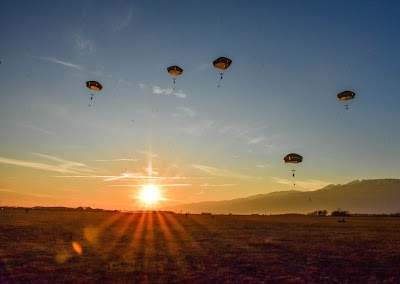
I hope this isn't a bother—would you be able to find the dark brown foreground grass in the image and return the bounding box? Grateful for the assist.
[1,210,399,283]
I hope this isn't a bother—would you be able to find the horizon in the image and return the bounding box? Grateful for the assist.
[1,1,400,211]
[2,178,399,214]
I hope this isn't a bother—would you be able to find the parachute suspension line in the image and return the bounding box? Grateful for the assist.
[292,170,296,186]
[218,73,224,88]
[88,94,94,107]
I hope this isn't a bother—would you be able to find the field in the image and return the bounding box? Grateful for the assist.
[1,209,399,283]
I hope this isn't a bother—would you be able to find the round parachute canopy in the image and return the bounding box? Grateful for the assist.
[167,66,183,76]
[337,91,355,101]
[86,81,102,91]
[213,57,232,70]
[284,153,303,164]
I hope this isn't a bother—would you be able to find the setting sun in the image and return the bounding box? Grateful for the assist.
[138,185,161,204]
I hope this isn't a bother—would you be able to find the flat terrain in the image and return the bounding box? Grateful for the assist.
[1,209,399,283]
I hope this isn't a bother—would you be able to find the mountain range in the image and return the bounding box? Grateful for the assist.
[163,179,400,215]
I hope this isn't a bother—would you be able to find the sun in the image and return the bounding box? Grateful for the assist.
[138,185,161,204]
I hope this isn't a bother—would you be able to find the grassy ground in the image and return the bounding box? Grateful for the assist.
[1,209,399,283]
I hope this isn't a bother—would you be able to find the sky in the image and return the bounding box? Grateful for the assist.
[1,0,400,210]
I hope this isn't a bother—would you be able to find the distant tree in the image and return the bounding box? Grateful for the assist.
[308,210,328,216]
[331,209,350,216]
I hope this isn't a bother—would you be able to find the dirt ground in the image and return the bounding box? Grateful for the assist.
[1,209,399,283]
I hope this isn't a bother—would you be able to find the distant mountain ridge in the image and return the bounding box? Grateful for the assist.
[163,179,400,215]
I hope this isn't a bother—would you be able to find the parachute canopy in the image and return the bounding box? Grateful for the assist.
[337,91,355,101]
[167,66,183,76]
[284,153,303,164]
[86,81,102,91]
[213,57,232,70]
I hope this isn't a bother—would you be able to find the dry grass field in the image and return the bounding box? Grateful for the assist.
[1,209,399,283]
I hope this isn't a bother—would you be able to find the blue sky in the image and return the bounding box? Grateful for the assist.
[1,0,399,210]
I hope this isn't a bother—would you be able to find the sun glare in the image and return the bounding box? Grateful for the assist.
[139,185,161,204]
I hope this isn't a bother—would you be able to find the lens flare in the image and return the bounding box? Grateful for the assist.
[139,185,161,204]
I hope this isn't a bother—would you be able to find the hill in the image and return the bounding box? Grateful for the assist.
[163,179,400,215]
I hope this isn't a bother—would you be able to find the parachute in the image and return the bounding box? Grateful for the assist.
[284,153,303,185]
[337,90,355,110]
[167,66,183,91]
[213,57,232,87]
[86,81,102,107]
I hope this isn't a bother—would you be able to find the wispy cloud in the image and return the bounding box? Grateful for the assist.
[248,136,266,145]
[143,166,159,176]
[180,120,215,136]
[173,107,197,118]
[117,78,133,86]
[139,83,187,99]
[34,56,83,70]
[0,156,78,174]
[152,85,187,99]
[257,163,272,168]
[110,184,191,187]
[271,177,330,191]
[32,153,94,174]
[218,125,268,145]
[57,174,190,182]
[72,32,96,55]
[0,154,95,175]
[112,4,134,31]
[200,183,236,187]
[0,188,17,193]
[26,192,55,198]
[191,164,253,180]
[94,158,139,162]
[18,122,55,136]
[103,174,189,182]
[0,188,55,198]
[194,62,211,72]
[136,150,158,158]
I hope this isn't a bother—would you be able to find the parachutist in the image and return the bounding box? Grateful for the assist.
[86,81,102,106]
[213,57,232,87]
[167,66,183,90]
[285,154,303,186]
[337,91,355,110]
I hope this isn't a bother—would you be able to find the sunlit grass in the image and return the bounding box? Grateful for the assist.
[1,210,400,282]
